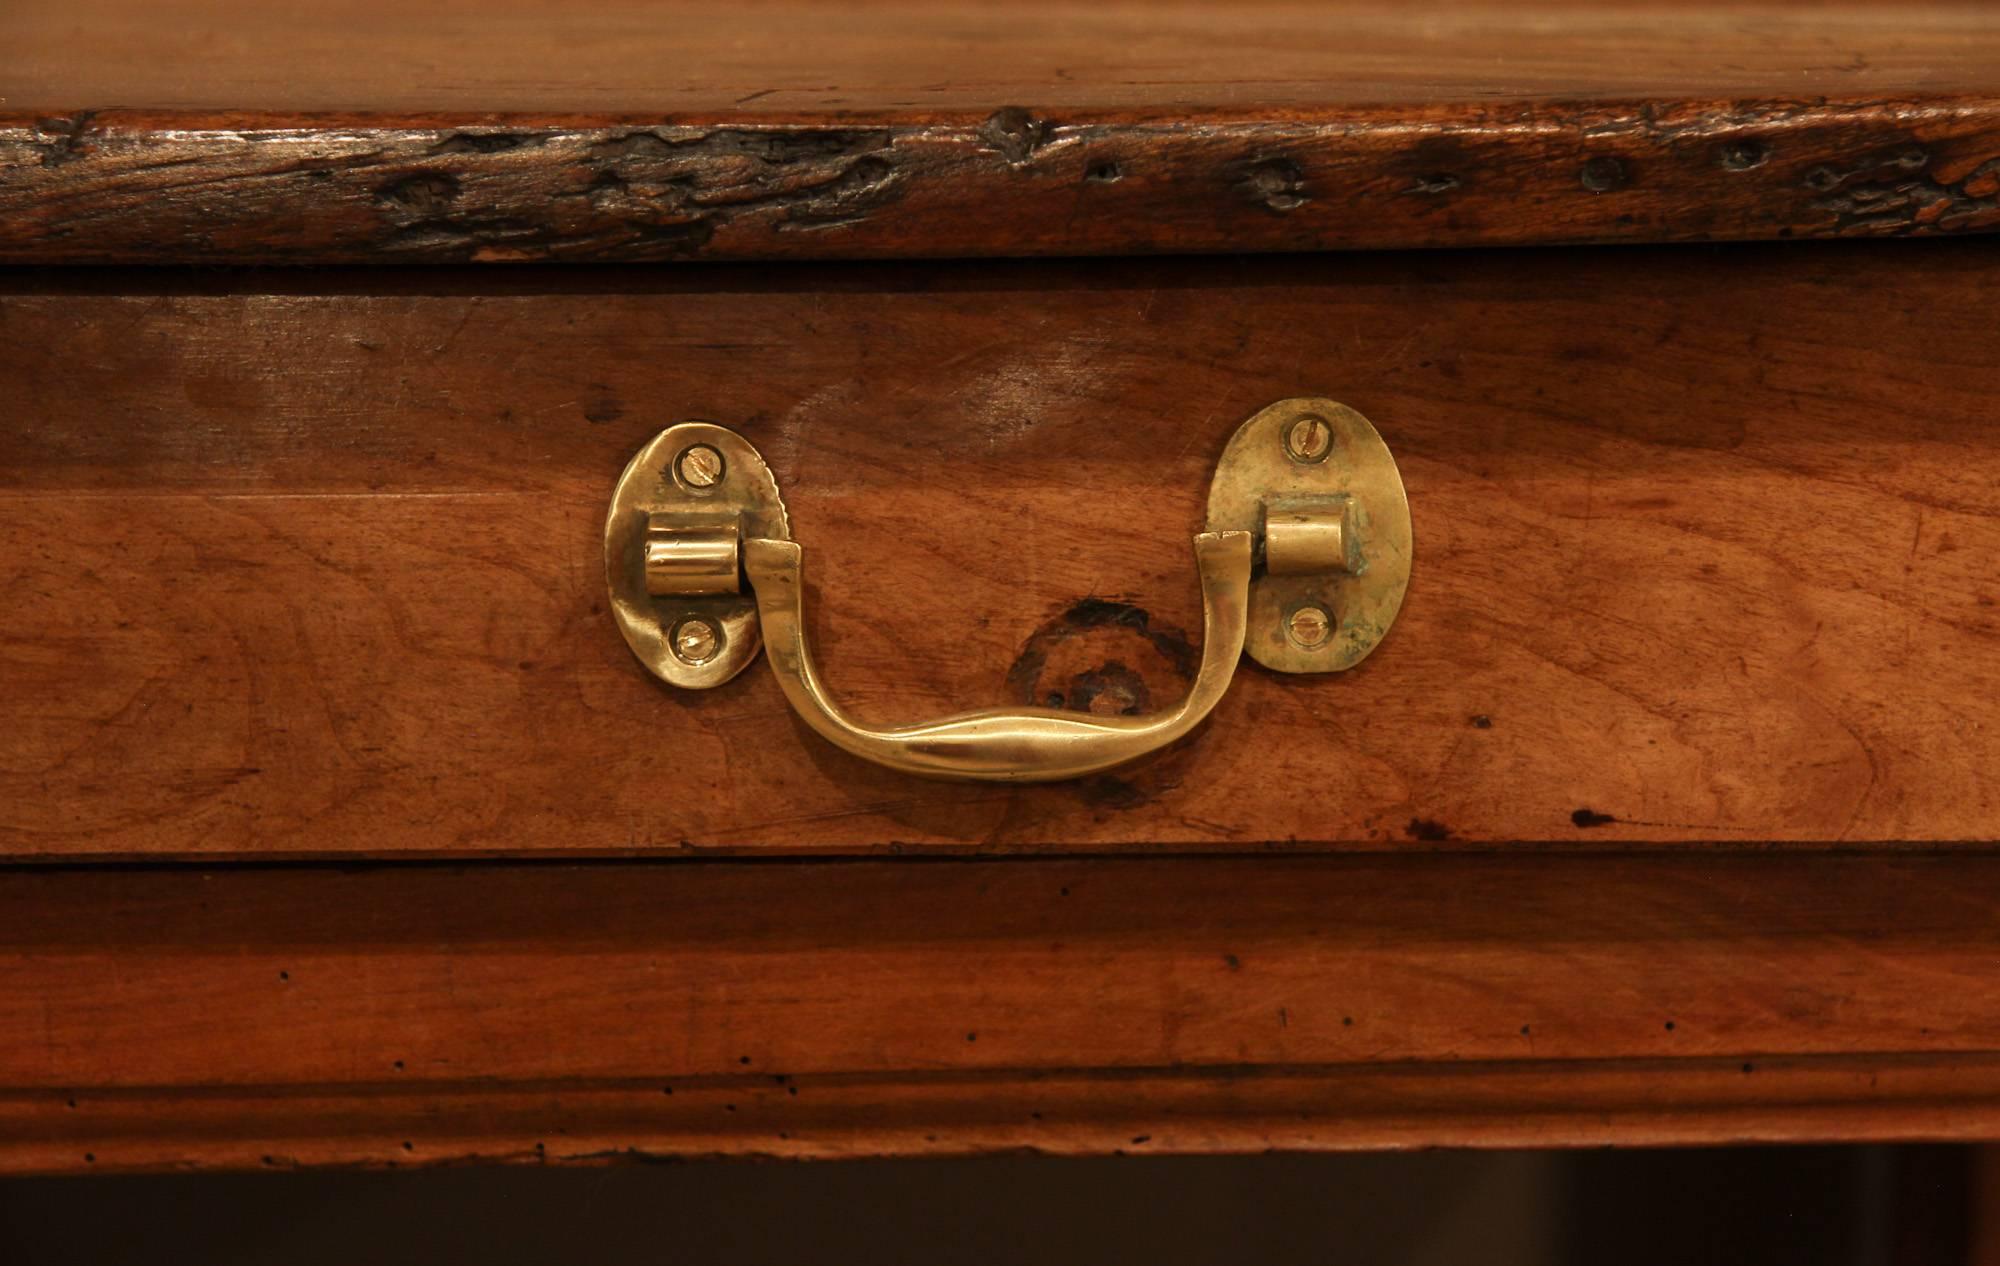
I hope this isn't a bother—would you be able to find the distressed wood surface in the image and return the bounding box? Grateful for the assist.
[5,853,2000,1171]
[5,240,2000,858]
[4,3,2000,261]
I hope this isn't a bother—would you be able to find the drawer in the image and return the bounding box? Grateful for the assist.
[6,241,2000,858]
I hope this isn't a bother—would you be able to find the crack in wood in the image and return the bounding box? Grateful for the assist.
[1810,150,2000,233]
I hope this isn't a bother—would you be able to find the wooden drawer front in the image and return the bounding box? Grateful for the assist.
[7,854,2000,1170]
[5,240,1999,858]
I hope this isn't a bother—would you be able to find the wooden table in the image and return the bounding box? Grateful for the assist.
[5,0,2000,1173]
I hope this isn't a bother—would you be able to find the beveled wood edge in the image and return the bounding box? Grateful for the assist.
[9,1054,2000,1174]
[2,95,1996,263]
[9,853,2000,1171]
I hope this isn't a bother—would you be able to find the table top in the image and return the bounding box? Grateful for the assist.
[7,1,2000,114]
[3,1,1998,261]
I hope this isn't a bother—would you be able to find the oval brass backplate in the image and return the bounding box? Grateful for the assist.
[1205,398,1412,673]
[604,422,791,687]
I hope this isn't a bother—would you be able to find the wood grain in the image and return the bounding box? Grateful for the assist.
[4,3,2000,260]
[4,241,2000,857]
[19,1,2000,114]
[5,853,2000,1171]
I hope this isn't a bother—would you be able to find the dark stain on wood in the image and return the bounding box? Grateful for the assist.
[374,172,461,216]
[1062,662,1151,717]
[581,386,625,425]
[1387,134,1473,200]
[1238,157,1309,212]
[1076,776,1154,812]
[1580,155,1631,192]
[1004,599,1202,814]
[1721,138,1771,171]
[980,107,1052,166]
[1405,172,1461,195]
[1006,598,1200,713]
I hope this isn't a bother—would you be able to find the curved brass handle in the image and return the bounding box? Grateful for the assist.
[605,400,1412,782]
[745,532,1252,781]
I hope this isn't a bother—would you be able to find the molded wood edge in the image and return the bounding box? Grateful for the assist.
[3,96,1997,263]
[10,1055,2000,1174]
[6,855,2000,1170]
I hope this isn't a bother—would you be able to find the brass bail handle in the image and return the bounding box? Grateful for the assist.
[604,399,1412,782]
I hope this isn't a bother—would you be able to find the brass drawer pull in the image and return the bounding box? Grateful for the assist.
[746,532,1253,781]
[605,399,1411,781]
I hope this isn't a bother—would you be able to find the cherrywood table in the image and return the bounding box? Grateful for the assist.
[4,0,2000,1172]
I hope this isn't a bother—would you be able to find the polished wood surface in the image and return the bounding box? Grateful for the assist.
[4,853,2000,1172]
[4,3,1998,260]
[11,0,2000,1179]
[18,1,2000,113]
[5,241,1999,858]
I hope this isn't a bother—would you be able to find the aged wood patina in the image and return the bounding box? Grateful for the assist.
[5,0,2000,1174]
[6,243,1999,857]
[4,3,2000,261]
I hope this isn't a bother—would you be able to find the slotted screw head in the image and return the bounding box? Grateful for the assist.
[677,445,725,488]
[672,618,719,664]
[1285,415,1333,463]
[1288,605,1332,649]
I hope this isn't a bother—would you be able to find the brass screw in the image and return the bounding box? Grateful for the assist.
[673,618,719,664]
[1285,415,1333,463]
[1288,605,1331,649]
[677,444,725,488]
